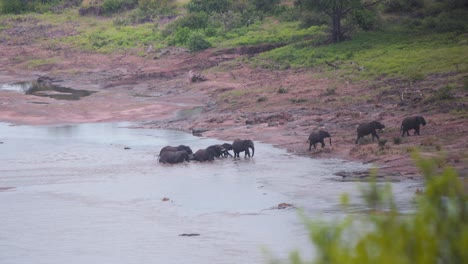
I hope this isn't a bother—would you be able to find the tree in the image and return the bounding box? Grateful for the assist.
[296,0,382,43]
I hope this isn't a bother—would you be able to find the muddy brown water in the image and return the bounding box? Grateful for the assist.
[0,122,422,264]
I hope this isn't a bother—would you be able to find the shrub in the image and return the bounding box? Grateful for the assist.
[138,0,176,15]
[277,87,288,94]
[187,33,211,52]
[187,0,231,14]
[103,0,135,14]
[290,98,308,103]
[435,85,455,100]
[352,8,379,31]
[257,96,267,102]
[323,86,336,96]
[393,136,402,144]
[272,153,468,264]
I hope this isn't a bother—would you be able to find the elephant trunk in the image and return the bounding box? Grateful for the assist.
[329,137,332,146]
[251,146,255,157]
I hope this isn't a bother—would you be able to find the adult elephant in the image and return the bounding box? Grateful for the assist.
[159,145,193,156]
[308,130,332,150]
[401,116,426,137]
[159,150,190,164]
[355,121,385,144]
[232,139,255,158]
[193,148,216,162]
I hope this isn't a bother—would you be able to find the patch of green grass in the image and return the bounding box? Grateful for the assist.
[63,22,164,53]
[257,30,468,80]
[212,19,327,48]
[24,58,59,69]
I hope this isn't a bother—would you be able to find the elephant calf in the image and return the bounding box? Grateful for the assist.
[308,130,332,150]
[232,139,255,158]
[401,116,426,137]
[355,121,385,144]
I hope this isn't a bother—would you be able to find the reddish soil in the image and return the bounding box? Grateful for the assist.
[1,39,467,179]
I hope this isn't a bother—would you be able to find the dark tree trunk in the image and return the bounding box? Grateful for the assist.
[331,7,342,43]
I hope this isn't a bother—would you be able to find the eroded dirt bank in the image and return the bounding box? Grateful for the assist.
[1,42,466,178]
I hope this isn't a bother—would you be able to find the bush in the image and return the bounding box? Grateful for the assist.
[0,0,25,14]
[138,0,177,15]
[0,0,63,14]
[393,136,402,144]
[435,85,456,100]
[103,0,135,14]
[187,0,231,14]
[272,153,468,264]
[352,8,379,31]
[168,27,191,46]
[187,33,211,52]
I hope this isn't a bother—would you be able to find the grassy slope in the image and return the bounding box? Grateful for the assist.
[0,7,466,90]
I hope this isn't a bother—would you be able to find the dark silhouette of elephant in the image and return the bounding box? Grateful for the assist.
[355,121,385,144]
[308,130,332,150]
[193,148,216,162]
[206,145,225,158]
[159,150,190,164]
[221,143,233,157]
[232,139,255,158]
[159,145,193,156]
[401,116,426,136]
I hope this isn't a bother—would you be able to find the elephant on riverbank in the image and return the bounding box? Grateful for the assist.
[355,121,385,144]
[401,116,426,136]
[159,145,193,156]
[308,130,332,150]
[159,150,190,164]
[232,139,255,158]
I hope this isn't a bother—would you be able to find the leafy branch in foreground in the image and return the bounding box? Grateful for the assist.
[273,151,468,264]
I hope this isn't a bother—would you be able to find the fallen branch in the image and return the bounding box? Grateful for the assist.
[325,61,339,69]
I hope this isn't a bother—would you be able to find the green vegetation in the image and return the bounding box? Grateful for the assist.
[271,153,468,264]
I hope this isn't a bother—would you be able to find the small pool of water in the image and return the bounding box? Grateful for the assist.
[0,122,422,264]
[0,81,96,100]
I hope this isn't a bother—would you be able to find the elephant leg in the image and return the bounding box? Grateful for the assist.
[415,126,420,135]
[245,149,250,158]
[321,140,325,148]
[355,137,360,144]
[372,131,379,141]
[401,130,405,137]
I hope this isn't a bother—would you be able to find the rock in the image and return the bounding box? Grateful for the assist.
[188,70,207,83]
[179,233,200,237]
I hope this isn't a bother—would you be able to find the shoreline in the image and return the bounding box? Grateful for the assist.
[1,43,466,179]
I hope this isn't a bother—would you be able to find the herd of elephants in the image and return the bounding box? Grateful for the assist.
[158,115,427,164]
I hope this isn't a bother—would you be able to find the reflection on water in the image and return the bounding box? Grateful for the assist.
[0,81,96,100]
[0,122,422,264]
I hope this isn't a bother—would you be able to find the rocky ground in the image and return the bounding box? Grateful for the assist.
[0,20,467,179]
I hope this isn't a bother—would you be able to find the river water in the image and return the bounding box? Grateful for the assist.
[0,122,422,264]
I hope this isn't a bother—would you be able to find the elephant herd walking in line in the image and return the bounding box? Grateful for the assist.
[159,115,426,164]
[308,115,427,150]
[158,139,255,164]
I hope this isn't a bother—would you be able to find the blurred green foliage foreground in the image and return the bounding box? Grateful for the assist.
[275,152,467,264]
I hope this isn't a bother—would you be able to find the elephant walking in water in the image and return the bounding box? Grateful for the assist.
[159,145,193,156]
[308,130,332,150]
[159,150,191,164]
[232,139,255,158]
[401,116,426,136]
[355,121,385,144]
